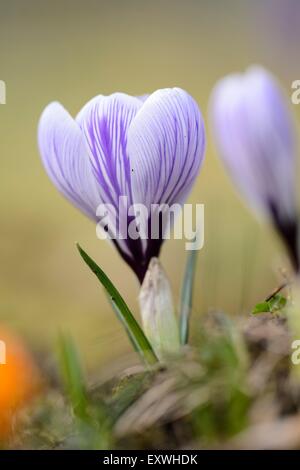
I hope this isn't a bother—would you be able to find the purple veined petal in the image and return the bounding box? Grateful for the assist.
[77,93,149,275]
[127,88,205,212]
[75,95,103,123]
[78,93,143,208]
[38,102,102,221]
[38,101,135,261]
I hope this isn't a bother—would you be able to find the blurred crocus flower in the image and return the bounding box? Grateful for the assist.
[38,89,205,282]
[210,66,299,270]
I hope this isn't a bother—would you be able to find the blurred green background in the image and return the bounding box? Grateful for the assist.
[0,0,299,371]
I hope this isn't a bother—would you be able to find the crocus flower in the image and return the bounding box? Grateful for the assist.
[38,89,205,282]
[210,66,299,270]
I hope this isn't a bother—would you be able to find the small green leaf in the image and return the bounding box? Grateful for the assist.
[268,294,287,312]
[76,244,158,366]
[252,301,270,315]
[58,333,87,420]
[252,294,287,315]
[179,247,198,345]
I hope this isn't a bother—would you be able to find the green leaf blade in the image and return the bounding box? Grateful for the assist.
[58,333,88,420]
[179,248,198,345]
[76,244,158,366]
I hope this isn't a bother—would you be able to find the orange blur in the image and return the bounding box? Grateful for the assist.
[0,327,41,441]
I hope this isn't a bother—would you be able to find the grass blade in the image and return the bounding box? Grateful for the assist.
[77,243,158,365]
[58,333,88,420]
[179,248,198,345]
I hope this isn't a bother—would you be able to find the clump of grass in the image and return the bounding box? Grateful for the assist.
[13,305,300,450]
[10,249,300,449]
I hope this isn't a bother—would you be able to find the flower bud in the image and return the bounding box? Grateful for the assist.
[139,258,180,359]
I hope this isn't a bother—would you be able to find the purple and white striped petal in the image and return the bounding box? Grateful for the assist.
[38,102,102,220]
[76,93,146,269]
[38,101,131,258]
[128,88,205,210]
[78,93,142,208]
